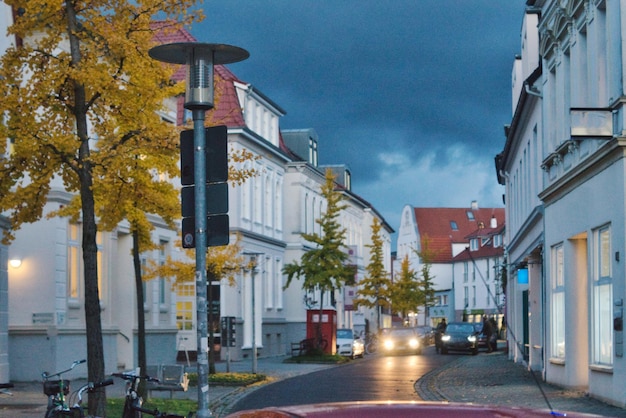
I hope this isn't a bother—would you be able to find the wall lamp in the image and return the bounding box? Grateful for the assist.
[8,258,22,268]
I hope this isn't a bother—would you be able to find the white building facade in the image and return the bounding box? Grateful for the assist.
[497,0,626,407]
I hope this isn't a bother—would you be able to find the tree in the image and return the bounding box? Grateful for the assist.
[413,235,438,325]
[283,169,355,350]
[390,254,422,321]
[353,217,391,331]
[0,2,200,414]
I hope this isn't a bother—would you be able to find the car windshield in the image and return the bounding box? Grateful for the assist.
[389,329,414,337]
[446,324,474,334]
[336,329,353,339]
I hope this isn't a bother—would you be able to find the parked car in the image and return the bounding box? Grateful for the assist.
[415,325,434,346]
[336,328,365,358]
[440,322,479,355]
[380,327,421,355]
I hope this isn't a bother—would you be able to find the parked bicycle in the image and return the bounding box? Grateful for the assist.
[112,371,194,418]
[365,332,378,354]
[42,358,113,418]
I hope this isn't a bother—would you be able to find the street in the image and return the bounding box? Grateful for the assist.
[228,350,456,413]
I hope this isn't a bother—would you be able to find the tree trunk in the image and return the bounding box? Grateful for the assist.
[66,3,106,415]
[133,229,147,399]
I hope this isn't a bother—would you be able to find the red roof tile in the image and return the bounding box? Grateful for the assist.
[413,207,505,263]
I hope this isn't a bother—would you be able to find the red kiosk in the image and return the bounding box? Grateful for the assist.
[306,309,337,354]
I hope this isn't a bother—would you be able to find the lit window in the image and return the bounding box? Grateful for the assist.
[592,226,612,366]
[551,244,565,359]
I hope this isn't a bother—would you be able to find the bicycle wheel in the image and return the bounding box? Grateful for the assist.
[365,341,377,354]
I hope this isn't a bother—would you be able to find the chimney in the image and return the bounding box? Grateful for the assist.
[471,200,478,210]
[490,215,497,228]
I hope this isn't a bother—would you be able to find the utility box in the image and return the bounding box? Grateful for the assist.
[306,309,337,355]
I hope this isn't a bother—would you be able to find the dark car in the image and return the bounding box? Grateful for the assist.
[440,322,479,355]
[473,323,489,351]
[380,327,422,355]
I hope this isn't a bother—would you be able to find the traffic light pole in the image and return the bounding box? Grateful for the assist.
[192,108,210,417]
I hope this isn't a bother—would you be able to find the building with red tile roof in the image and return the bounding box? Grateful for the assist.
[395,202,505,327]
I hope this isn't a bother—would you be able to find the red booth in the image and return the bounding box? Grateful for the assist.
[306,309,337,354]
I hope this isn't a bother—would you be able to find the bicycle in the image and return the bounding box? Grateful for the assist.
[42,358,114,418]
[365,333,378,354]
[112,371,194,418]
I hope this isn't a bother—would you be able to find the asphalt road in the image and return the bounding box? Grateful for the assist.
[229,351,456,413]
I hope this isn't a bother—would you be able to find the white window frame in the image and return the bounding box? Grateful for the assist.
[592,225,612,366]
[551,243,565,359]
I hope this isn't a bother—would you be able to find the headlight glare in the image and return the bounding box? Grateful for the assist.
[468,335,477,342]
[441,335,451,342]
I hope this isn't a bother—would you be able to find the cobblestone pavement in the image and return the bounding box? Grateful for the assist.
[3,349,626,417]
[416,350,626,417]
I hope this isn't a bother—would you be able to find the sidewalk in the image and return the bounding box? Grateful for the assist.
[2,349,626,417]
[416,348,626,417]
[0,357,334,417]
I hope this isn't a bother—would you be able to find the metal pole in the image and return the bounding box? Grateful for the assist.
[193,109,211,418]
[251,258,257,374]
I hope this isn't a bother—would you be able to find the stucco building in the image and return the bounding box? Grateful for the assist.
[497,0,626,407]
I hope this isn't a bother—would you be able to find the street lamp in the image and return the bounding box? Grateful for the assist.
[149,42,248,418]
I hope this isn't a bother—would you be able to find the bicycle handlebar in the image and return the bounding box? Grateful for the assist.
[112,372,160,383]
[42,359,86,379]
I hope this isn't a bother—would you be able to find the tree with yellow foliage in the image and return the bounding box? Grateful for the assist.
[283,169,355,351]
[353,217,392,331]
[0,2,201,415]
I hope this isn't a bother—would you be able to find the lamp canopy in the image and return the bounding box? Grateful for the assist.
[149,42,249,110]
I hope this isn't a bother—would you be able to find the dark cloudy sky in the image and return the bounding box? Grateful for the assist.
[192,1,526,232]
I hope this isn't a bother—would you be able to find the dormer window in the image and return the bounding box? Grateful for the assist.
[470,238,479,251]
[494,234,502,248]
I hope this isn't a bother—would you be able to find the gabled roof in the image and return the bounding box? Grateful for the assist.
[413,206,505,263]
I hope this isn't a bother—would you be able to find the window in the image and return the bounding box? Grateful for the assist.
[466,211,475,221]
[450,221,458,230]
[463,286,469,309]
[592,226,612,365]
[463,262,468,283]
[472,285,476,307]
[470,239,478,251]
[67,223,105,303]
[68,224,80,300]
[176,283,195,331]
[159,240,168,307]
[551,244,565,359]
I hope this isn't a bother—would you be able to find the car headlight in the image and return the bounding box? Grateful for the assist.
[409,338,419,348]
[441,335,451,342]
[383,339,394,350]
[468,335,477,342]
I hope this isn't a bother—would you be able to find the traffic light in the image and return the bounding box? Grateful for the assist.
[221,316,236,347]
[180,125,230,248]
